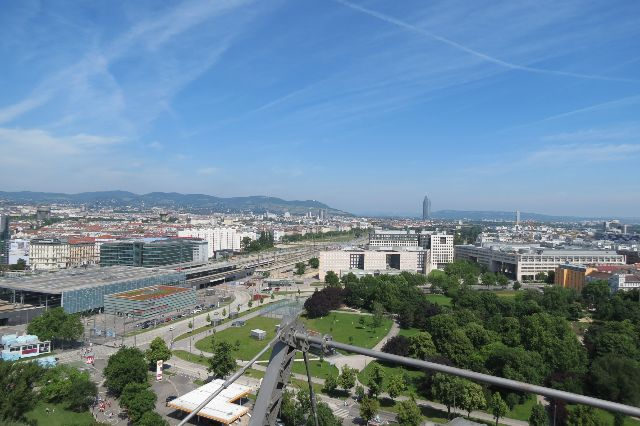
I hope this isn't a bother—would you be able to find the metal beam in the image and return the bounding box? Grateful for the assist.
[176,332,280,426]
[293,332,640,418]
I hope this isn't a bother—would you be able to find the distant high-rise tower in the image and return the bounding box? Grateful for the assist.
[0,214,9,265]
[515,210,521,226]
[422,196,431,220]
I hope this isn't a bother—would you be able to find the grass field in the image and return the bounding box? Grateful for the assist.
[425,294,453,306]
[174,304,269,341]
[173,350,209,367]
[494,290,517,298]
[301,312,392,349]
[397,327,422,338]
[507,396,536,421]
[26,402,97,426]
[195,316,281,361]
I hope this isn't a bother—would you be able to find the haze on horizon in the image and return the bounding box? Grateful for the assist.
[1,0,639,218]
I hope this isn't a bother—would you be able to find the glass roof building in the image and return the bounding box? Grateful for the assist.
[0,266,186,314]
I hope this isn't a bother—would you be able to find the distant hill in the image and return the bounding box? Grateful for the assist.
[0,191,350,216]
[431,210,638,222]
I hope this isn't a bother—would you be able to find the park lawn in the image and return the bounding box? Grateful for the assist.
[195,316,282,361]
[425,294,453,306]
[585,407,640,426]
[173,349,209,367]
[301,312,392,349]
[26,402,97,426]
[174,304,271,341]
[290,359,339,378]
[494,290,517,298]
[358,361,427,398]
[506,396,536,421]
[398,327,422,338]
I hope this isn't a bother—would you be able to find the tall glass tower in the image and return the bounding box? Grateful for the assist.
[422,196,431,220]
[0,214,9,265]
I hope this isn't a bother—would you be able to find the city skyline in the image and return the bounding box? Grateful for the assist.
[1,1,640,216]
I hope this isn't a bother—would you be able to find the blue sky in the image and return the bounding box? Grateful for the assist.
[1,0,639,217]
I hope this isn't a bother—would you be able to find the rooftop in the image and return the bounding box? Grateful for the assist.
[110,285,188,301]
[0,266,185,294]
[167,379,251,424]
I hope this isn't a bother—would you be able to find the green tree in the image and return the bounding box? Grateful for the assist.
[146,336,172,368]
[359,396,379,422]
[309,257,320,269]
[529,403,548,426]
[295,262,306,276]
[248,300,253,308]
[431,373,462,417]
[241,237,252,252]
[39,365,96,411]
[567,405,606,426]
[481,272,497,289]
[325,271,340,287]
[103,347,148,396]
[387,373,407,399]
[339,366,357,392]
[496,274,509,288]
[367,364,385,398]
[137,411,169,426]
[26,307,83,348]
[408,332,436,359]
[513,281,522,291]
[355,385,365,401]
[323,374,338,394]
[459,381,486,418]
[371,301,384,329]
[488,392,508,426]
[0,361,43,422]
[280,390,305,426]
[535,272,547,282]
[206,313,211,323]
[308,402,342,426]
[396,397,422,426]
[208,341,237,378]
[222,308,227,317]
[120,384,156,424]
[590,356,640,406]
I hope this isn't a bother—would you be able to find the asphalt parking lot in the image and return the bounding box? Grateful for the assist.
[152,370,200,425]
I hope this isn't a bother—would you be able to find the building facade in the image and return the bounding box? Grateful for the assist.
[0,266,187,315]
[29,238,71,270]
[422,196,431,220]
[455,244,625,281]
[100,238,207,267]
[104,285,197,319]
[178,228,241,257]
[554,264,597,291]
[425,233,454,272]
[68,238,98,268]
[368,230,419,248]
[0,214,9,266]
[609,273,640,293]
[319,248,426,280]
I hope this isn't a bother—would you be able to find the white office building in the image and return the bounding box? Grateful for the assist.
[319,248,426,280]
[455,243,626,281]
[178,228,243,258]
[609,273,640,293]
[425,233,454,273]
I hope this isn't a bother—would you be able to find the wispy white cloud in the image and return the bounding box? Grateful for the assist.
[525,143,640,164]
[0,0,259,132]
[334,0,638,83]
